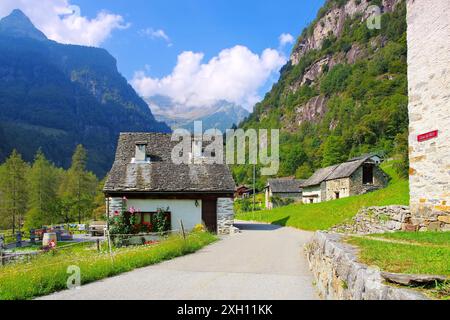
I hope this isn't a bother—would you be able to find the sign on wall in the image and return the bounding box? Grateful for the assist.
[417,130,438,142]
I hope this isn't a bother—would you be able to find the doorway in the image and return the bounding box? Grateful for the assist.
[202,199,217,233]
[363,164,374,184]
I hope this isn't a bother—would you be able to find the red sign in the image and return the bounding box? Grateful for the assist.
[417,130,438,142]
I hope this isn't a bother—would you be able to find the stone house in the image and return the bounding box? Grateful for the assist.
[265,178,304,209]
[301,154,388,204]
[103,133,236,234]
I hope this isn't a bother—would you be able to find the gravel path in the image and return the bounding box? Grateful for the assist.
[39,221,319,300]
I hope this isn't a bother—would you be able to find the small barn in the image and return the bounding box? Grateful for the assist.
[103,133,236,234]
[265,178,304,209]
[301,154,388,204]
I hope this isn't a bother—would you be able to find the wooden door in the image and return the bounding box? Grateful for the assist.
[202,199,217,233]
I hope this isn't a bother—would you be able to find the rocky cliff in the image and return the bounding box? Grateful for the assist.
[291,0,400,65]
[237,0,408,183]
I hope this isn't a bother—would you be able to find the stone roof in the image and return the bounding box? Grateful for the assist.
[301,154,380,187]
[268,178,304,193]
[301,165,340,187]
[104,133,236,193]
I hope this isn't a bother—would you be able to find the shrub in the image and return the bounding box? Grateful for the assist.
[320,64,352,95]
[271,196,295,208]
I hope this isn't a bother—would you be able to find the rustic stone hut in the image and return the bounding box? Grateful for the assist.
[301,154,388,204]
[104,133,236,234]
[265,178,304,209]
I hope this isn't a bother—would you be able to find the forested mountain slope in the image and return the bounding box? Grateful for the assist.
[0,10,170,176]
[236,0,408,188]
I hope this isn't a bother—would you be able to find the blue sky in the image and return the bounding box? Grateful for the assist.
[1,0,325,110]
[73,0,324,79]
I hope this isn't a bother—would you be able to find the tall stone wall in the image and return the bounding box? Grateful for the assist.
[407,0,450,230]
[217,198,235,235]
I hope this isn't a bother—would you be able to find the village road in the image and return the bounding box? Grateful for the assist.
[40,221,319,300]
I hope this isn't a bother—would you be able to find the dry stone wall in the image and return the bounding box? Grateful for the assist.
[305,232,429,300]
[331,205,411,234]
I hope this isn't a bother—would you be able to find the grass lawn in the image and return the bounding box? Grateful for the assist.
[0,231,216,300]
[347,232,450,300]
[236,161,409,231]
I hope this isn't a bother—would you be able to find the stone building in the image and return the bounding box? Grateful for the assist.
[103,133,236,234]
[265,178,304,209]
[407,0,450,231]
[301,154,388,204]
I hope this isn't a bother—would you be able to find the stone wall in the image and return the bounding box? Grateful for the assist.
[407,0,450,230]
[331,205,411,234]
[349,166,388,196]
[325,178,351,201]
[332,205,450,233]
[217,198,235,235]
[106,197,124,217]
[305,232,429,300]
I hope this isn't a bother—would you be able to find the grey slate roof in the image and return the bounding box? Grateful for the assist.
[301,154,379,187]
[300,165,339,187]
[104,133,236,193]
[268,178,305,193]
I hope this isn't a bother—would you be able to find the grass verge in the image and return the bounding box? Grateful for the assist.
[347,232,450,300]
[0,231,217,300]
[236,161,409,231]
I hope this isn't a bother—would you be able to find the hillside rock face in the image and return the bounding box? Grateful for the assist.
[295,95,328,126]
[291,0,400,65]
[0,10,170,176]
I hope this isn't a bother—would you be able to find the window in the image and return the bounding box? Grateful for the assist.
[142,213,152,224]
[363,164,374,184]
[125,211,171,229]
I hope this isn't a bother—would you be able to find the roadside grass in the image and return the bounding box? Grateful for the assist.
[236,161,409,231]
[347,232,450,300]
[367,231,450,246]
[0,231,216,300]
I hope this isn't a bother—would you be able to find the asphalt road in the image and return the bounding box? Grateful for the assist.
[39,221,319,300]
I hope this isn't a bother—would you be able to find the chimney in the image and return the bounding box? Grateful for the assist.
[135,141,148,162]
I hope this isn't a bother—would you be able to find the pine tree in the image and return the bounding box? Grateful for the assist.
[26,149,59,228]
[0,150,29,233]
[321,136,347,167]
[295,163,314,179]
[59,145,97,223]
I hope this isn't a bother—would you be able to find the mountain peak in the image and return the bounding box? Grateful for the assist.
[0,9,47,41]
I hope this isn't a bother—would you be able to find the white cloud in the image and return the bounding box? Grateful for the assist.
[140,28,172,46]
[0,0,128,46]
[131,45,286,111]
[279,33,295,47]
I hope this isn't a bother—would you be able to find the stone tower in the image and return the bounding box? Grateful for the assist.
[407,0,450,230]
